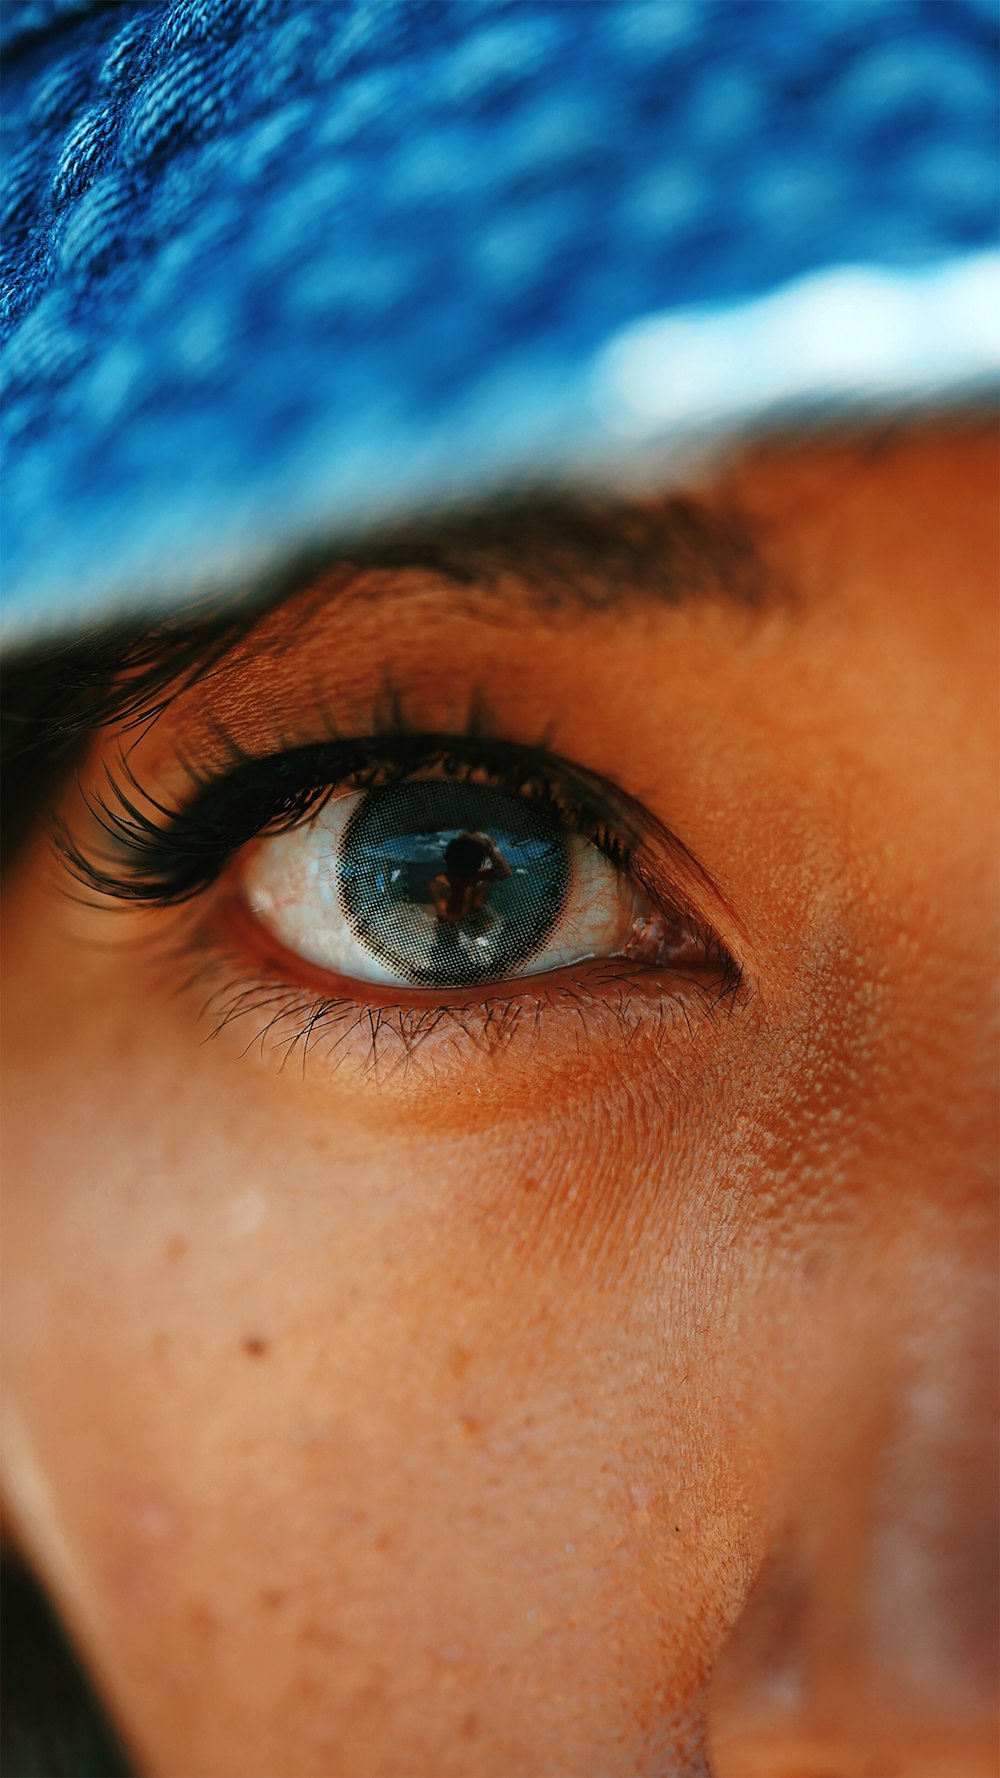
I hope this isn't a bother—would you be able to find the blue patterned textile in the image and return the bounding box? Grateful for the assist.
[2,0,998,645]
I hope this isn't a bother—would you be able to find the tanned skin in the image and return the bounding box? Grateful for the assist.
[1,424,997,1778]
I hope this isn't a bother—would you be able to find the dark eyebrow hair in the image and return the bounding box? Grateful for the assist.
[1,489,770,863]
[259,488,772,617]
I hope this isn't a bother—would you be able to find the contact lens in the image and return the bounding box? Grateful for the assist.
[339,781,570,985]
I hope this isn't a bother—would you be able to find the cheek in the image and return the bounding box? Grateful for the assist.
[1,905,745,1777]
[11,839,956,1778]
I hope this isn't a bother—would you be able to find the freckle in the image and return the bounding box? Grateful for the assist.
[460,1711,480,1741]
[260,1587,286,1612]
[242,1335,269,1358]
[521,1176,538,1194]
[374,1531,393,1554]
[448,1345,471,1379]
[458,1414,482,1439]
[165,1236,188,1263]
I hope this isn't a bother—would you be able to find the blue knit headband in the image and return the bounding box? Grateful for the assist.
[2,0,998,647]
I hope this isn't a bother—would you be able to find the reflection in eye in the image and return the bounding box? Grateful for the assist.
[242,778,671,989]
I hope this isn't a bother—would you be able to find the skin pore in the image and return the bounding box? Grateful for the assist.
[1,423,997,1778]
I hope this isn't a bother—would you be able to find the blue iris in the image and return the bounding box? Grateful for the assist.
[338,780,569,985]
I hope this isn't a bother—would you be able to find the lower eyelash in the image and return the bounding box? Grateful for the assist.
[201,974,687,1082]
[171,908,744,1088]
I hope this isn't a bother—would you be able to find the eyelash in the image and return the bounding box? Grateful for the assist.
[54,717,744,1071]
[57,728,646,908]
[177,938,726,1081]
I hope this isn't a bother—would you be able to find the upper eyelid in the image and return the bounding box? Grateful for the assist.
[58,732,651,898]
[55,493,771,780]
[217,735,651,843]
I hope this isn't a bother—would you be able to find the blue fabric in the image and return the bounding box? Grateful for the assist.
[2,0,998,643]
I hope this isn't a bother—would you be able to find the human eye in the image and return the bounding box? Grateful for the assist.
[200,744,700,989]
[56,718,742,1087]
[244,774,654,990]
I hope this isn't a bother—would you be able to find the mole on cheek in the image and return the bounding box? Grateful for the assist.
[242,1335,270,1358]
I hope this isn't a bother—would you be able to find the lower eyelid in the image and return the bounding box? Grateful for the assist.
[176,919,734,1106]
[198,887,736,1035]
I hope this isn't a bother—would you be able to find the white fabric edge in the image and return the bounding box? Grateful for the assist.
[591,252,1000,440]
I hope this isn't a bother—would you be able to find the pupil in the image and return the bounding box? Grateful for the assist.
[338,780,570,985]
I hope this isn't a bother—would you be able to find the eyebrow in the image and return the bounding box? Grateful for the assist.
[256,488,773,621]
